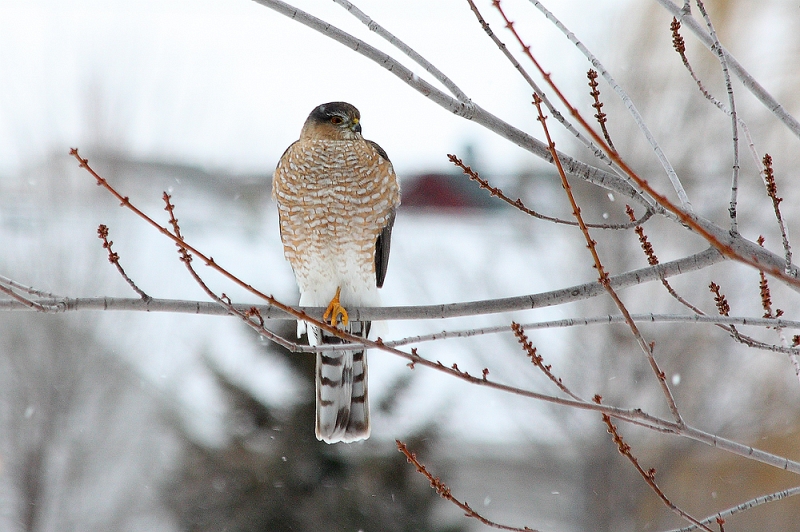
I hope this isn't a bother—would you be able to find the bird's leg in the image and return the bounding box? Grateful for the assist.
[322,286,349,327]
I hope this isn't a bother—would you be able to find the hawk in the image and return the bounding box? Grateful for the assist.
[272,102,401,443]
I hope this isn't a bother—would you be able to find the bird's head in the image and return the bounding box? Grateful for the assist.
[301,101,362,140]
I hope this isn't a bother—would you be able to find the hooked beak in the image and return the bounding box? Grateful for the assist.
[351,118,362,134]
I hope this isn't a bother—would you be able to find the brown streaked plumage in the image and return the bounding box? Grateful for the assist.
[272,101,401,443]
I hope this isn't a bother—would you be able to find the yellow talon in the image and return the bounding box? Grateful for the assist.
[322,286,349,327]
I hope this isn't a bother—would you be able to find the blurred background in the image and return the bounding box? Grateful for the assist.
[2,0,800,530]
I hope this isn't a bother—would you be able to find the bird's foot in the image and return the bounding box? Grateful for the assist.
[322,286,349,327]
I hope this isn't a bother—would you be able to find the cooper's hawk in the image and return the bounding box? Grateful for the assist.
[272,102,401,443]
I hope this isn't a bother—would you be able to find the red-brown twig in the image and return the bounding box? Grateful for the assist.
[707,281,758,349]
[531,95,683,426]
[756,237,782,321]
[594,396,713,531]
[762,154,792,272]
[671,18,715,105]
[448,154,649,229]
[490,1,800,290]
[626,205,705,314]
[97,224,151,301]
[587,69,616,152]
[756,236,800,378]
[511,322,581,401]
[511,321,696,434]
[396,440,537,531]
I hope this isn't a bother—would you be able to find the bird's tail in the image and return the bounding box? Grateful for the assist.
[314,321,370,443]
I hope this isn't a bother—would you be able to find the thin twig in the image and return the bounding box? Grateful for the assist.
[626,204,704,313]
[511,322,582,401]
[397,440,538,531]
[669,17,763,192]
[0,283,50,312]
[595,396,712,531]
[449,154,652,229]
[0,274,61,298]
[762,154,793,272]
[757,236,799,380]
[587,69,616,152]
[706,280,778,352]
[384,314,800,357]
[97,224,151,301]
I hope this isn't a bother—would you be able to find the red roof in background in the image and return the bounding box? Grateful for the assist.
[401,173,497,210]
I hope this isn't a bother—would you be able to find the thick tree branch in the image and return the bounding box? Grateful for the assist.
[0,247,724,319]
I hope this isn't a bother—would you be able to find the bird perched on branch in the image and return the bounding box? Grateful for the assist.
[273,102,401,443]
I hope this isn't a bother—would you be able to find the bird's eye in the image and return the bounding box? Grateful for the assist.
[330,116,344,125]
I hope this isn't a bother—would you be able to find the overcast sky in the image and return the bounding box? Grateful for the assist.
[0,0,624,179]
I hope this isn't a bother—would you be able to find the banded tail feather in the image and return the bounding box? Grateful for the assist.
[315,321,370,443]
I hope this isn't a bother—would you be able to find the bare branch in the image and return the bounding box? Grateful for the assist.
[1,247,726,320]
[670,15,765,207]
[587,69,616,152]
